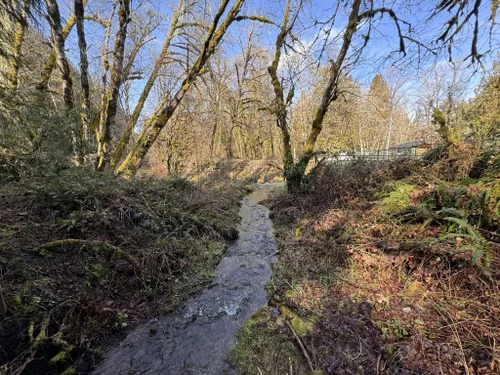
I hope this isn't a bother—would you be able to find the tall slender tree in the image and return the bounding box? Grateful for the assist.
[75,0,91,164]
[7,0,31,89]
[37,0,89,90]
[96,0,131,170]
[116,0,247,177]
[270,0,411,191]
[110,0,184,169]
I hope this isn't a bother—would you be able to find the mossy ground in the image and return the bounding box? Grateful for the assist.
[229,149,499,375]
[227,307,308,375]
[0,168,245,375]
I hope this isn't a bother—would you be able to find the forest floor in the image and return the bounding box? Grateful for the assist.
[229,150,500,375]
[0,168,246,375]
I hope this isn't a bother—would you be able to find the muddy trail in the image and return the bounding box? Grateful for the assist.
[93,183,283,375]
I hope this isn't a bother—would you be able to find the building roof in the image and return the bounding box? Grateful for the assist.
[389,140,429,149]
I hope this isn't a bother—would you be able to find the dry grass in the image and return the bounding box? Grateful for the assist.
[183,158,284,183]
[255,158,499,375]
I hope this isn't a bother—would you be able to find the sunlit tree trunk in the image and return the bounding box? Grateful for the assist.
[37,0,89,90]
[279,0,362,190]
[299,0,361,160]
[267,0,297,190]
[110,0,183,170]
[75,0,91,164]
[210,95,221,158]
[385,110,393,151]
[96,0,131,171]
[7,0,31,89]
[45,0,80,163]
[93,2,117,159]
[116,0,246,178]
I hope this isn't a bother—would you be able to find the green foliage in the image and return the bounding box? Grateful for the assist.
[0,88,76,169]
[486,180,500,226]
[377,182,415,212]
[483,153,500,179]
[433,108,460,146]
[49,348,73,366]
[227,307,306,374]
[465,62,500,146]
[376,319,410,341]
[441,216,492,267]
[422,144,447,163]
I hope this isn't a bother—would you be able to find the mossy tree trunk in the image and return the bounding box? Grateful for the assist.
[290,0,362,190]
[75,0,91,164]
[45,0,82,164]
[267,0,300,191]
[116,0,246,178]
[37,0,89,90]
[94,3,117,161]
[271,0,407,192]
[7,0,31,89]
[45,0,74,111]
[109,0,183,170]
[96,0,131,171]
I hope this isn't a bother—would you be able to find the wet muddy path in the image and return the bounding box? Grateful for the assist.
[93,183,283,375]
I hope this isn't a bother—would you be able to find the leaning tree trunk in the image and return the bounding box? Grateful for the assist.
[285,0,362,191]
[116,0,245,178]
[37,0,88,90]
[96,0,131,171]
[7,0,31,89]
[109,0,183,170]
[75,0,91,164]
[45,0,74,110]
[45,0,81,164]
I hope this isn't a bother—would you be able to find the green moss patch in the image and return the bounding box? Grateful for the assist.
[227,307,307,375]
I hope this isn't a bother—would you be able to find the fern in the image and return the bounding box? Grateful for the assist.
[478,187,491,228]
[441,217,491,267]
[436,207,464,219]
[378,182,415,212]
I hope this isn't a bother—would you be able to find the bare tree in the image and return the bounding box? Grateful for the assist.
[37,0,89,90]
[431,0,499,63]
[96,0,131,170]
[44,0,75,110]
[267,0,300,188]
[75,0,91,164]
[110,0,184,169]
[270,0,413,190]
[45,0,81,163]
[115,0,247,177]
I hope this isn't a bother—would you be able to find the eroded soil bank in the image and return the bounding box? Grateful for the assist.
[93,183,283,375]
[0,172,244,375]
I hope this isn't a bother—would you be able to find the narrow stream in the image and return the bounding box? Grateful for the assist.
[93,183,283,375]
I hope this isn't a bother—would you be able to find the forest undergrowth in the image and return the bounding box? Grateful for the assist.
[229,144,499,375]
[0,167,245,375]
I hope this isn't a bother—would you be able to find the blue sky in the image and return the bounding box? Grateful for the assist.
[47,0,498,117]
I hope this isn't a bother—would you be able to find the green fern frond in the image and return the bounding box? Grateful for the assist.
[442,217,492,267]
[436,207,464,219]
